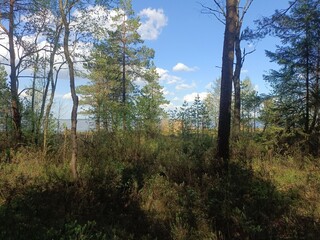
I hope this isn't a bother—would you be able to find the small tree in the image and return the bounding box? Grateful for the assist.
[135,68,168,136]
[0,66,10,136]
[59,0,79,180]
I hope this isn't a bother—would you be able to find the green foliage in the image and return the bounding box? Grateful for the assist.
[263,0,320,134]
[0,66,11,142]
[135,68,169,135]
[170,96,211,137]
[241,77,261,132]
[1,132,320,239]
[78,0,158,132]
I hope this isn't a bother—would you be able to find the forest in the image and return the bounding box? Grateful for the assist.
[0,0,320,239]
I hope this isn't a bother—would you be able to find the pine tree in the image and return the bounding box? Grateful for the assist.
[263,0,320,133]
[79,0,155,131]
[135,68,168,135]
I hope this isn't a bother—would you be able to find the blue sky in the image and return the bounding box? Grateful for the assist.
[1,0,291,118]
[127,0,290,110]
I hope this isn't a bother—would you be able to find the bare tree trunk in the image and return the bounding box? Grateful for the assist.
[305,43,310,133]
[31,52,40,144]
[216,0,238,163]
[310,46,320,132]
[232,26,241,139]
[42,25,63,156]
[122,48,126,130]
[8,0,22,142]
[60,0,79,180]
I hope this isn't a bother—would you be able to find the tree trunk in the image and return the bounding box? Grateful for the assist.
[60,0,79,180]
[122,49,126,130]
[305,45,310,133]
[310,46,320,132]
[216,0,238,163]
[43,24,62,156]
[9,0,22,142]
[31,53,40,144]
[232,24,242,139]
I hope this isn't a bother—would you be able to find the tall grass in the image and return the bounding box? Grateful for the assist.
[0,131,319,239]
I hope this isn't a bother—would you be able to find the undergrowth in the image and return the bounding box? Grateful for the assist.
[0,132,319,239]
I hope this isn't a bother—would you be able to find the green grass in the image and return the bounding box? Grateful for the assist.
[1,132,320,239]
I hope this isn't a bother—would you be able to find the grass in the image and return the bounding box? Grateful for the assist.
[253,155,320,220]
[0,132,320,239]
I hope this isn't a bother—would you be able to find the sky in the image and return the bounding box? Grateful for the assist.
[1,0,292,119]
[128,0,290,110]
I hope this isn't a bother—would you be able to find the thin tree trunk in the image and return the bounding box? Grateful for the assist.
[9,0,22,142]
[122,45,126,130]
[216,0,238,163]
[232,25,242,139]
[42,25,62,156]
[60,0,79,180]
[306,44,310,133]
[310,47,320,132]
[31,53,40,144]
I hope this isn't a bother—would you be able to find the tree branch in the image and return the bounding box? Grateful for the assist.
[199,2,226,25]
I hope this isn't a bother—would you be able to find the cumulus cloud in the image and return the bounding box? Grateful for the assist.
[62,93,72,100]
[183,92,208,102]
[160,102,176,111]
[172,63,198,72]
[138,8,168,40]
[175,82,196,90]
[156,67,182,84]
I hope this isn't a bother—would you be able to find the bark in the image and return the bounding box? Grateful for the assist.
[232,25,242,139]
[42,24,63,156]
[310,47,320,132]
[31,52,39,143]
[216,0,238,163]
[122,48,126,130]
[305,43,310,133]
[60,0,79,180]
[121,12,127,131]
[9,0,22,142]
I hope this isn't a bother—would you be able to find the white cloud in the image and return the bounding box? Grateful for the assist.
[172,63,198,72]
[183,92,208,102]
[160,102,176,111]
[72,5,118,39]
[138,8,168,40]
[205,82,213,90]
[63,92,85,101]
[62,93,72,100]
[156,67,182,84]
[172,97,179,101]
[241,69,249,74]
[161,88,174,96]
[175,82,196,90]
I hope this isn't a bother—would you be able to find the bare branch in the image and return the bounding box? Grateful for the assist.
[0,43,10,52]
[18,87,42,96]
[241,48,256,65]
[240,0,254,23]
[0,24,9,36]
[213,0,226,17]
[0,62,10,66]
[198,2,226,25]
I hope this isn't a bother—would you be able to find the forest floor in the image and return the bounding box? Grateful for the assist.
[0,133,320,239]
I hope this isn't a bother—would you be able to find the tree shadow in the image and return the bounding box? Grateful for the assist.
[0,158,319,240]
[0,174,169,240]
[207,162,320,239]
